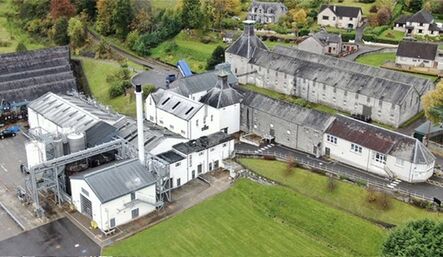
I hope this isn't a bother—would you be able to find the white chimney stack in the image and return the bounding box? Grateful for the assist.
[135,84,145,165]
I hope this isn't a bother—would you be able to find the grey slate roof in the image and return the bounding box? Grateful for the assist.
[326,116,435,164]
[319,5,362,18]
[173,132,232,155]
[199,71,243,108]
[226,21,269,59]
[151,88,203,121]
[394,15,408,24]
[312,30,342,46]
[28,92,122,132]
[156,150,185,164]
[85,121,117,147]
[71,159,156,203]
[258,46,433,105]
[170,63,238,97]
[429,23,442,32]
[248,1,288,12]
[396,41,438,60]
[0,46,76,103]
[240,90,334,131]
[408,9,434,23]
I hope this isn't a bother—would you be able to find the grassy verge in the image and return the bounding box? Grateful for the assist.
[356,52,396,67]
[237,158,443,226]
[150,31,226,73]
[242,84,338,115]
[74,56,138,117]
[377,29,404,41]
[104,179,386,256]
[0,0,44,53]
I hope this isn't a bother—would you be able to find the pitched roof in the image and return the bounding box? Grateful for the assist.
[240,90,334,131]
[85,121,117,148]
[226,21,269,59]
[173,132,232,155]
[0,46,76,103]
[408,9,434,23]
[312,30,342,46]
[320,5,362,18]
[326,116,435,164]
[199,71,243,108]
[429,23,442,32]
[156,150,185,164]
[71,159,157,203]
[170,63,238,97]
[28,92,122,132]
[151,88,203,121]
[396,41,438,60]
[249,1,287,11]
[264,46,433,105]
[394,15,409,24]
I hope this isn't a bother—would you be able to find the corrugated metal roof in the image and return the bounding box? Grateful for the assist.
[71,159,156,203]
[28,92,121,132]
[151,88,203,121]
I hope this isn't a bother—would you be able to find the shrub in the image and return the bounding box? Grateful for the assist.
[200,36,213,44]
[109,82,125,98]
[327,176,337,192]
[369,5,378,13]
[220,18,240,29]
[15,41,27,52]
[341,32,356,42]
[299,27,310,36]
[366,187,392,210]
[126,30,140,50]
[0,40,11,47]
[366,187,377,203]
[142,84,156,99]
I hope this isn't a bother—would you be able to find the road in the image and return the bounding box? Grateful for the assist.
[236,143,443,201]
[0,217,100,256]
[0,206,21,241]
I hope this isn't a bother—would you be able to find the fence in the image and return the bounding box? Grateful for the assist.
[234,149,435,203]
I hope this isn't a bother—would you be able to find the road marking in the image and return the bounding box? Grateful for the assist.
[0,164,7,173]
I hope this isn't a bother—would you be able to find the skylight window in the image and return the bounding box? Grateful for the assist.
[162,97,171,105]
[172,101,181,110]
[185,107,194,115]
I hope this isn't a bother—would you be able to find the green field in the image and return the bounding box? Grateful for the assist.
[74,56,140,117]
[263,40,295,49]
[238,158,443,226]
[104,179,387,256]
[150,31,226,73]
[377,29,404,41]
[356,52,396,66]
[0,0,44,53]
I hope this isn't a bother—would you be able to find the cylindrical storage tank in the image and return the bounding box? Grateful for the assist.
[53,137,64,158]
[68,132,85,153]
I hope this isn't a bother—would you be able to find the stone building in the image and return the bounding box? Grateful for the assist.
[248,1,288,24]
[226,21,434,128]
[317,5,362,29]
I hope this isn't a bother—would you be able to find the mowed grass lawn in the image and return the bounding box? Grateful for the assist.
[238,158,443,226]
[150,31,226,73]
[74,56,138,117]
[0,0,44,53]
[356,52,396,66]
[104,179,387,257]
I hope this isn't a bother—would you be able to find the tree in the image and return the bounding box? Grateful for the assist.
[15,42,27,52]
[131,10,153,33]
[209,0,241,28]
[50,0,76,20]
[112,0,134,39]
[423,81,443,124]
[142,84,156,99]
[406,0,424,12]
[376,7,391,25]
[181,0,203,29]
[68,17,86,48]
[206,45,225,70]
[292,9,308,25]
[49,17,69,45]
[96,0,117,35]
[382,219,443,257]
[74,0,97,19]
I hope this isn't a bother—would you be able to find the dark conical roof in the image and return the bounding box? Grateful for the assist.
[200,70,243,108]
[226,20,268,59]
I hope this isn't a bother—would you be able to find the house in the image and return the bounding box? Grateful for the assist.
[226,21,434,128]
[156,132,235,189]
[394,9,442,37]
[298,30,359,56]
[247,1,288,24]
[146,68,243,139]
[324,115,435,183]
[240,90,334,156]
[396,41,442,70]
[317,5,362,29]
[70,159,158,232]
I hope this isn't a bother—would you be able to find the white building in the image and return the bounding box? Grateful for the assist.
[70,159,158,232]
[396,41,442,70]
[146,69,243,139]
[323,116,435,183]
[156,132,235,189]
[317,5,362,29]
[394,10,442,37]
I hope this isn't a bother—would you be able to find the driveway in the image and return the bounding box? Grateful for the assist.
[132,69,181,89]
[0,217,101,256]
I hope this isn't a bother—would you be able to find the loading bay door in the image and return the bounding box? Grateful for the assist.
[80,194,93,218]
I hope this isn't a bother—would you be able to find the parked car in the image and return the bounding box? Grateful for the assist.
[0,125,20,139]
[165,74,177,86]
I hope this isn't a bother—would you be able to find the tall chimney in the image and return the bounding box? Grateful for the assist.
[135,84,145,165]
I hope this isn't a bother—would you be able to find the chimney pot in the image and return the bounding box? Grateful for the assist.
[135,84,142,93]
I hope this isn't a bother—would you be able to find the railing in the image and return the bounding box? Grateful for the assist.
[234,149,435,203]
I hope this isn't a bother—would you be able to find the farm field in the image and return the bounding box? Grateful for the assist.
[74,56,140,117]
[150,31,226,73]
[237,158,443,226]
[104,179,387,257]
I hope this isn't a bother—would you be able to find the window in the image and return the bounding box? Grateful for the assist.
[175,162,181,167]
[81,187,89,197]
[169,124,174,129]
[181,130,185,135]
[131,208,139,219]
[209,163,213,171]
[189,154,192,167]
[199,151,204,156]
[196,119,199,126]
[198,164,203,174]
[223,143,227,147]
[210,148,215,152]
[110,218,116,228]
[326,135,337,144]
[177,178,181,187]
[322,15,329,20]
[351,144,362,154]
[355,94,359,100]
[210,115,213,122]
[131,192,136,201]
[378,100,382,107]
[214,160,219,168]
[149,115,154,121]
[159,120,164,124]
[374,152,386,164]
[192,170,195,179]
